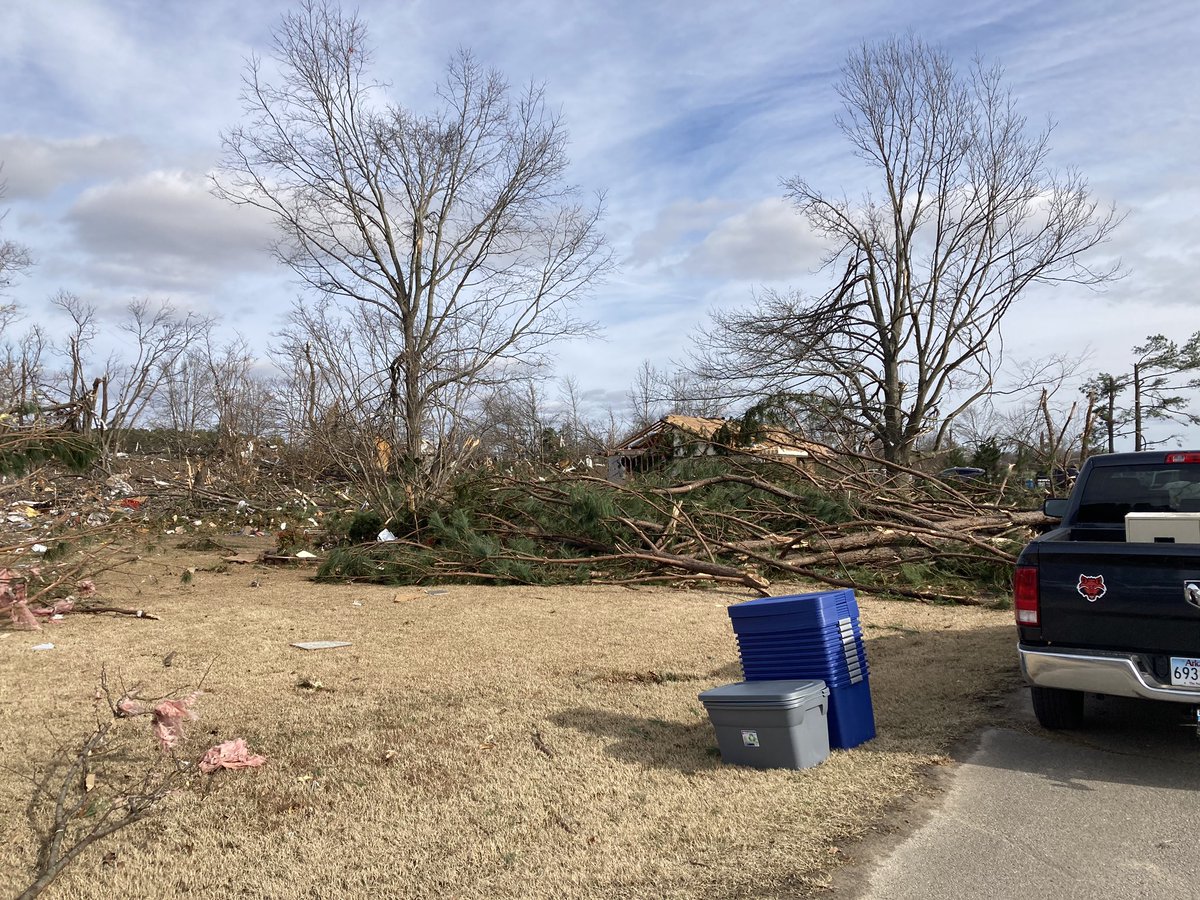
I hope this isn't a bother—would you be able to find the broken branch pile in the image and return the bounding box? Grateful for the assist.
[319,451,1045,603]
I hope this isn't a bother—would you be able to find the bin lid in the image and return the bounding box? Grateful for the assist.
[727,590,856,619]
[699,679,828,707]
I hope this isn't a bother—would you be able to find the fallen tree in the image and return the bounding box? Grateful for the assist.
[316,448,1043,603]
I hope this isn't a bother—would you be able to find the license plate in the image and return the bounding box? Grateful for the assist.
[1169,657,1200,686]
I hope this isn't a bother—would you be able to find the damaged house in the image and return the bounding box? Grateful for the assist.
[608,415,816,478]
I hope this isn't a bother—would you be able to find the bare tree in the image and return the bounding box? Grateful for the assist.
[273,299,398,492]
[157,336,274,466]
[0,171,32,294]
[553,373,612,460]
[477,375,552,465]
[0,304,50,421]
[0,178,35,413]
[274,298,483,510]
[50,292,100,434]
[692,35,1120,465]
[50,294,210,460]
[995,356,1095,491]
[216,0,610,511]
[204,335,275,470]
[555,374,588,454]
[0,300,18,333]
[158,349,216,449]
[626,359,726,432]
[627,360,665,431]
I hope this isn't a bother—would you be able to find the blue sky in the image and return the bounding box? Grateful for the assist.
[1,0,1198,432]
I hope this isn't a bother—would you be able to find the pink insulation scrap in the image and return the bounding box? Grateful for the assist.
[32,599,75,619]
[151,692,201,751]
[198,738,266,774]
[0,568,38,630]
[1,569,85,630]
[116,697,145,717]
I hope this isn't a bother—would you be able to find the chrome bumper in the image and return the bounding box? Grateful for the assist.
[1019,645,1200,704]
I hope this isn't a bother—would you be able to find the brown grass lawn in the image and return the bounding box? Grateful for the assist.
[0,539,1023,899]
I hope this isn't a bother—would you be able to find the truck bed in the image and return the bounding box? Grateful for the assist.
[1024,533,1200,662]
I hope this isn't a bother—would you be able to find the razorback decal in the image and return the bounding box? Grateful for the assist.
[1076,574,1107,602]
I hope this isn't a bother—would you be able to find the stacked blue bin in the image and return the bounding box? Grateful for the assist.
[728,590,875,749]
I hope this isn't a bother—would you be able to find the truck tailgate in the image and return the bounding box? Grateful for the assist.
[1035,541,1200,654]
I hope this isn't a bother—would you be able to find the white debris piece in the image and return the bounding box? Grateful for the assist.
[290,641,352,651]
[105,475,134,496]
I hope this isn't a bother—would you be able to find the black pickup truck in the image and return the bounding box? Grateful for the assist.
[1016,451,1200,729]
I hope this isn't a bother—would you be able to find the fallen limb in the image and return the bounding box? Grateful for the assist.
[73,606,160,621]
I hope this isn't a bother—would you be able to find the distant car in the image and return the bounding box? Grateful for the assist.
[938,466,986,481]
[1033,466,1080,489]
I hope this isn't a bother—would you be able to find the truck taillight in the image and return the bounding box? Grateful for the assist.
[1166,452,1200,463]
[1014,566,1039,626]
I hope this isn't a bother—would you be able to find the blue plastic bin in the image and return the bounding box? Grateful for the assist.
[728,590,876,749]
[727,590,858,634]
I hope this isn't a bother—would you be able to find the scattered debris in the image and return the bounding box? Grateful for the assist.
[262,553,320,566]
[151,692,201,751]
[531,728,554,759]
[116,697,144,717]
[105,475,135,497]
[3,553,154,629]
[73,606,159,621]
[377,528,397,542]
[198,738,266,774]
[222,553,260,565]
[31,642,55,651]
[290,640,352,651]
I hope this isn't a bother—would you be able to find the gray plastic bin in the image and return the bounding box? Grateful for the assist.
[699,679,830,769]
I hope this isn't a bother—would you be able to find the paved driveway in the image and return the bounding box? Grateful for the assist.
[853,692,1200,899]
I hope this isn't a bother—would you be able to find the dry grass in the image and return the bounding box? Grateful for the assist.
[0,538,1022,898]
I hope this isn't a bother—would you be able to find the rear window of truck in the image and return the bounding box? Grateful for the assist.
[1075,465,1200,524]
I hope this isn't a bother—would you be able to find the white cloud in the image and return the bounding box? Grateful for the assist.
[65,170,278,293]
[627,199,737,268]
[627,197,829,284]
[681,198,829,282]
[0,134,145,198]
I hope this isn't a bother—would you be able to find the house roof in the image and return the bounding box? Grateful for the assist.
[611,415,818,458]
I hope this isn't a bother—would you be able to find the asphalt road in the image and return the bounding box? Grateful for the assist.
[854,691,1200,900]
